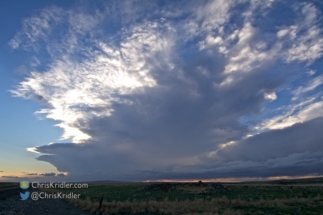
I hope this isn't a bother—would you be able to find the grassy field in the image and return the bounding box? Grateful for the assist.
[48,181,323,215]
[0,182,18,190]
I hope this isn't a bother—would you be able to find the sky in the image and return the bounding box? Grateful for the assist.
[1,0,323,182]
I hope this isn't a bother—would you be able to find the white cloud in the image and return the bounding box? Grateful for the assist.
[264,92,277,101]
[30,56,40,68]
[8,39,19,49]
[293,74,323,97]
[197,0,232,33]
[215,22,280,87]
[68,12,99,33]
[27,147,41,154]
[9,6,64,50]
[11,18,174,143]
[307,70,316,76]
[258,100,323,131]
[302,3,318,25]
[282,3,323,63]
[277,29,289,38]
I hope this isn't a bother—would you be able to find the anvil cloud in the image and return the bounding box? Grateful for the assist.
[9,0,323,181]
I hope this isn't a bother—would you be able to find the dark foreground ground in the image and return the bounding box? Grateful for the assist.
[64,179,323,215]
[0,187,90,215]
[1,178,323,215]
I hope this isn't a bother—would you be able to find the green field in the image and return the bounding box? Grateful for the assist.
[0,182,18,190]
[49,181,323,215]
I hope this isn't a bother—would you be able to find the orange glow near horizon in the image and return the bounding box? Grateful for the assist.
[143,174,323,183]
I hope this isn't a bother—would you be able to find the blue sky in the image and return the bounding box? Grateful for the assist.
[1,0,323,182]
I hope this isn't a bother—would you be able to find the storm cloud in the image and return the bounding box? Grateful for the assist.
[10,0,323,181]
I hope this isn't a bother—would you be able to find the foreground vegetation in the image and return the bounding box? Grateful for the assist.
[0,182,18,190]
[50,181,323,215]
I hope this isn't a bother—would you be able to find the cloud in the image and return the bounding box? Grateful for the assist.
[216,117,323,161]
[25,173,38,176]
[264,92,277,101]
[8,6,64,50]
[56,173,66,177]
[293,74,323,97]
[281,3,323,63]
[2,176,19,178]
[0,170,3,172]
[8,39,19,49]
[13,65,28,75]
[257,96,323,131]
[40,172,56,177]
[145,118,323,180]
[9,1,323,181]
[185,117,323,179]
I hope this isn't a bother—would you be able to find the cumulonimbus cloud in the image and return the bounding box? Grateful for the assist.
[9,0,323,181]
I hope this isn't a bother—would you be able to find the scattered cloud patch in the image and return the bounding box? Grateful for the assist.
[25,173,38,176]
[307,70,316,76]
[40,172,56,177]
[293,75,323,97]
[282,3,323,63]
[2,176,19,178]
[264,92,277,101]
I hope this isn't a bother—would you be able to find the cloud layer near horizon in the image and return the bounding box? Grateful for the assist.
[9,0,323,181]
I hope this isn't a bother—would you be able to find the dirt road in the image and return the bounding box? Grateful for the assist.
[0,187,91,215]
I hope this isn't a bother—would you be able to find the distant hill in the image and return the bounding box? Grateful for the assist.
[269,177,323,184]
[236,177,323,184]
[85,180,129,184]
